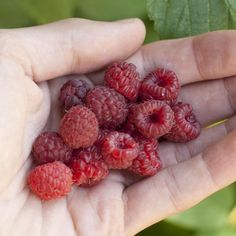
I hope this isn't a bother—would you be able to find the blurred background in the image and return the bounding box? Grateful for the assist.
[1,0,236,235]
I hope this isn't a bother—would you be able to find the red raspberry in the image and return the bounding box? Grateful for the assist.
[70,150,109,186]
[139,68,180,104]
[28,161,72,200]
[101,131,139,169]
[59,106,99,149]
[86,86,128,128]
[105,62,141,101]
[129,134,161,176]
[32,132,72,165]
[165,103,201,142]
[130,100,174,138]
[59,78,92,112]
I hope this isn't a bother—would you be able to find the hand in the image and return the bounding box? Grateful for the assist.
[0,18,145,236]
[0,18,235,236]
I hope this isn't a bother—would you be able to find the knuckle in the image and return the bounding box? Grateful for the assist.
[192,31,235,79]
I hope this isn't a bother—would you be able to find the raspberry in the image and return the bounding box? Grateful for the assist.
[165,103,201,142]
[139,68,180,104]
[130,100,174,138]
[28,161,72,200]
[129,134,161,176]
[101,131,139,169]
[105,62,141,101]
[59,105,99,149]
[32,132,72,165]
[70,150,109,186]
[59,78,92,112]
[86,86,128,128]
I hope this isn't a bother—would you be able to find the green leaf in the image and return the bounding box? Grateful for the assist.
[76,0,147,21]
[21,0,76,24]
[147,0,236,39]
[0,0,32,28]
[167,186,235,230]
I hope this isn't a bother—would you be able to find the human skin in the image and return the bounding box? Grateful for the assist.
[0,18,236,236]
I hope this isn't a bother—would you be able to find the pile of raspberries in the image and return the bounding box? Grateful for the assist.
[28,62,201,200]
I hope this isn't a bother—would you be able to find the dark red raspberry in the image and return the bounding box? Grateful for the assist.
[105,62,141,101]
[59,105,99,149]
[130,100,174,138]
[28,161,72,200]
[129,134,161,176]
[165,103,201,142]
[86,86,128,128]
[59,78,92,112]
[101,131,139,169]
[32,132,72,165]
[70,150,109,186]
[139,68,180,104]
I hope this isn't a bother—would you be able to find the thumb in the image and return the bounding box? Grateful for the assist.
[2,18,145,82]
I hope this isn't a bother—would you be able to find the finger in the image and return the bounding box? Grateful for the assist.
[124,129,236,235]
[1,18,145,82]
[179,75,236,126]
[127,30,236,85]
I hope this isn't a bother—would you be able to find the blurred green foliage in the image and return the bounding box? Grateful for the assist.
[0,0,236,235]
[22,0,75,23]
[168,186,235,231]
